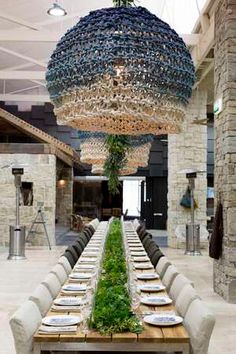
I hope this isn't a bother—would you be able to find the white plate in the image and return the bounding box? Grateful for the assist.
[141,295,171,306]
[134,263,153,269]
[42,315,81,327]
[136,273,159,280]
[69,272,93,280]
[84,246,100,254]
[127,241,142,244]
[62,284,87,292]
[75,264,95,271]
[129,246,144,250]
[139,284,166,293]
[133,256,149,262]
[130,252,147,257]
[54,297,84,306]
[143,314,183,326]
[79,257,97,263]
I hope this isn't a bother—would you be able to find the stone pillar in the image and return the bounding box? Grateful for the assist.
[56,163,73,227]
[213,0,236,303]
[167,90,208,248]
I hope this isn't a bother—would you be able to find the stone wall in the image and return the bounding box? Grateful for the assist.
[167,90,208,248]
[214,0,236,303]
[56,160,73,227]
[0,154,56,247]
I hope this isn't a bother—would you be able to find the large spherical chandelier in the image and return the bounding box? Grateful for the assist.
[46,3,195,136]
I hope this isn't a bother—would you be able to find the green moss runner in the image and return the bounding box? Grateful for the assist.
[89,219,142,335]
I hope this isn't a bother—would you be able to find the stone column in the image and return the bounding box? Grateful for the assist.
[213,0,236,303]
[56,162,73,227]
[167,90,208,248]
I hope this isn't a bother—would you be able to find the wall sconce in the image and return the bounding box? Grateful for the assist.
[58,179,66,188]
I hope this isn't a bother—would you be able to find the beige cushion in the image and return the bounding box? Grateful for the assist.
[29,284,53,316]
[162,264,179,292]
[133,219,140,230]
[58,255,72,275]
[176,284,201,317]
[10,300,41,354]
[169,273,194,302]
[41,273,61,298]
[50,263,68,285]
[184,298,215,354]
[89,218,99,230]
[155,256,171,278]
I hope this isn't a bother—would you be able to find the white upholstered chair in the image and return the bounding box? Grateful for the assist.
[58,255,72,275]
[155,256,171,278]
[50,263,68,285]
[41,273,61,298]
[10,300,41,354]
[162,264,179,292]
[175,284,201,317]
[29,283,53,316]
[169,273,194,302]
[183,298,215,354]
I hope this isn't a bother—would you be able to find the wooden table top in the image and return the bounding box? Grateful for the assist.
[34,226,189,345]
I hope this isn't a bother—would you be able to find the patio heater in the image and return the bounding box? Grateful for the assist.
[8,167,26,260]
[185,171,201,256]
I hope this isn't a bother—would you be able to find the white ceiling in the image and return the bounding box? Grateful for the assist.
[0,0,207,105]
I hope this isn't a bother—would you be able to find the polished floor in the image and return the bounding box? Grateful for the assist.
[0,244,236,354]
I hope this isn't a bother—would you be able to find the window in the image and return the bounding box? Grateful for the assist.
[20,182,33,206]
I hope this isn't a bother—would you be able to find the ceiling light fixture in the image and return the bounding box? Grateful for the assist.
[47,2,67,17]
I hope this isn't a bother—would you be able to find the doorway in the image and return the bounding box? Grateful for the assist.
[143,177,167,230]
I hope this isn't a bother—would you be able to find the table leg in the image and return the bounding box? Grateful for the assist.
[33,343,41,354]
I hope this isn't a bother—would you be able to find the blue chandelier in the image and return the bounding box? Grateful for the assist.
[46,3,195,136]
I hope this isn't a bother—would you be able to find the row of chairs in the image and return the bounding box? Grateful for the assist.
[62,223,97,268]
[9,218,100,354]
[136,224,164,267]
[135,222,215,354]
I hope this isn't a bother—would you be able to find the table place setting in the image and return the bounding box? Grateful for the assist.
[140,295,172,306]
[143,313,183,327]
[61,284,87,294]
[130,251,147,257]
[78,257,97,263]
[74,264,96,271]
[133,262,153,270]
[136,273,160,280]
[138,283,166,292]
[38,315,82,334]
[69,272,94,281]
[132,256,150,262]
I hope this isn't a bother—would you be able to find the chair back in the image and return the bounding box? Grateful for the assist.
[10,300,41,354]
[175,284,200,317]
[72,243,83,258]
[63,250,76,268]
[155,256,171,278]
[41,273,61,298]
[150,250,164,267]
[58,255,72,275]
[162,264,179,291]
[66,246,79,262]
[29,284,53,316]
[184,298,215,354]
[50,263,68,285]
[169,273,194,302]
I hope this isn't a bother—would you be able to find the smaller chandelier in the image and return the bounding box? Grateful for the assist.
[92,164,137,176]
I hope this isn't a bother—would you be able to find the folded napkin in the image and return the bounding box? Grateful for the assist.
[38,325,77,334]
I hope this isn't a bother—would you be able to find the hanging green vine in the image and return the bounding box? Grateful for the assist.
[113,0,136,7]
[104,135,131,195]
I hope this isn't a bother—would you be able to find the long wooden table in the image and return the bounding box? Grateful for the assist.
[33,222,189,354]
